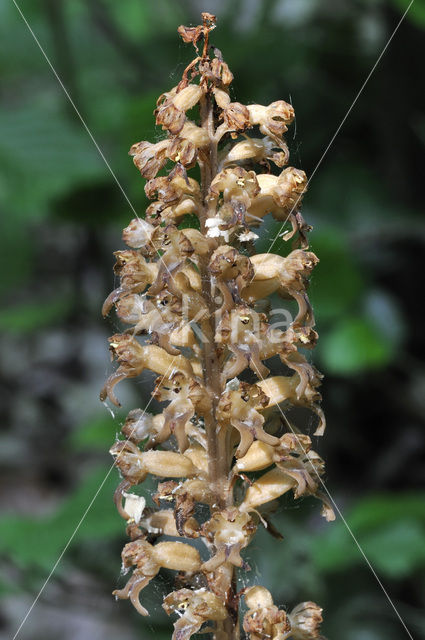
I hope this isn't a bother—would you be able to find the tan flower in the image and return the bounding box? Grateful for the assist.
[243,586,291,640]
[163,588,226,640]
[114,540,201,616]
[289,602,324,639]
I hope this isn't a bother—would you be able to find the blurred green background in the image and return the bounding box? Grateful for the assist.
[1,0,424,639]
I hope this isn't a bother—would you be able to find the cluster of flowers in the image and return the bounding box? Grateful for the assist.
[101,13,331,640]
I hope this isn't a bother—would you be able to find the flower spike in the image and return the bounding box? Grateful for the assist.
[102,14,330,640]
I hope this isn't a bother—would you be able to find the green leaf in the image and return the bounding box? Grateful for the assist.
[0,297,72,333]
[364,521,425,578]
[51,467,122,541]
[104,0,183,39]
[318,316,393,374]
[391,0,425,28]
[364,290,406,346]
[69,415,117,451]
[103,0,152,40]
[0,104,107,219]
[309,228,365,322]
[0,224,32,294]
[315,518,425,578]
[312,493,425,578]
[346,493,425,530]
[0,467,123,571]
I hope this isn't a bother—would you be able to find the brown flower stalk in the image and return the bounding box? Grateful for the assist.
[102,13,332,640]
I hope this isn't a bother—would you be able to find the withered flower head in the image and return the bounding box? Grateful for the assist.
[129,140,169,180]
[289,602,324,639]
[210,245,253,278]
[273,167,308,214]
[122,219,156,249]
[243,586,291,640]
[163,587,226,640]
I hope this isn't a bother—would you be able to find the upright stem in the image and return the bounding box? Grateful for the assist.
[198,92,238,640]
[198,92,223,502]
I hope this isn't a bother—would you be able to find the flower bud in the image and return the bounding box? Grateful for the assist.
[244,585,274,610]
[234,440,275,472]
[141,450,197,478]
[154,541,201,572]
[239,467,295,512]
[213,86,231,109]
[184,444,209,474]
[256,375,299,408]
[173,84,203,111]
